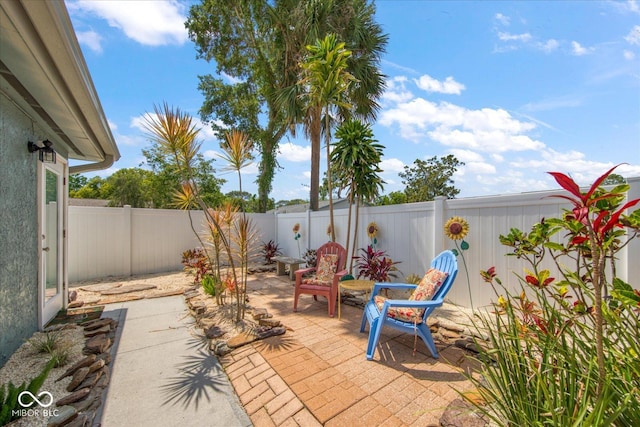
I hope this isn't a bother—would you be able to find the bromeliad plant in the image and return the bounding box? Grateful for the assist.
[467,166,640,426]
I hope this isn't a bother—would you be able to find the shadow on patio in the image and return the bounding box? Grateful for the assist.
[219,272,480,426]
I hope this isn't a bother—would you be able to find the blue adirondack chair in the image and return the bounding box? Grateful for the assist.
[360,250,458,360]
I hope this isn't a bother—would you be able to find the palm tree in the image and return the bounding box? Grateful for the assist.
[275,0,388,212]
[300,34,356,241]
[331,119,384,270]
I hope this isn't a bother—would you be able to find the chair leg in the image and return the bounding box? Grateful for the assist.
[293,289,299,312]
[360,308,369,332]
[417,324,439,359]
[366,317,384,360]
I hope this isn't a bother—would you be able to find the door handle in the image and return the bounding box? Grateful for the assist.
[43,247,50,252]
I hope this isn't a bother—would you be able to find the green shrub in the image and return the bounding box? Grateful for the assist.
[0,359,54,425]
[467,166,640,426]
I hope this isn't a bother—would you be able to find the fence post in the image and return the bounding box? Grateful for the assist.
[123,205,132,277]
[433,196,446,256]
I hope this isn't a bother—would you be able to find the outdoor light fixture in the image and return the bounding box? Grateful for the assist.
[28,140,56,164]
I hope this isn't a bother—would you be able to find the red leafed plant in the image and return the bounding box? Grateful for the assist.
[354,245,401,282]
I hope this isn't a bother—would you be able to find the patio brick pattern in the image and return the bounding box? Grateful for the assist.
[219,274,477,426]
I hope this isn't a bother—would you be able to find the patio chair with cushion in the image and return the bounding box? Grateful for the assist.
[360,250,458,360]
[294,242,347,317]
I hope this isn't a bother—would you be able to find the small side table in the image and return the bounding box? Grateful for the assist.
[338,279,374,319]
[272,256,306,281]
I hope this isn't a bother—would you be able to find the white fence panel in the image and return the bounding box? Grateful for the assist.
[68,177,638,309]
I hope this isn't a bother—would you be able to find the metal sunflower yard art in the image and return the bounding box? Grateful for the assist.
[444,216,473,308]
[367,221,378,248]
[293,223,301,257]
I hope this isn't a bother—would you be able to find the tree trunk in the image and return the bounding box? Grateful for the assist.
[344,179,354,273]
[309,108,322,211]
[350,195,361,272]
[325,111,336,242]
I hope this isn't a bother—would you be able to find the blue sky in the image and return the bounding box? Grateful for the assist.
[66,0,640,201]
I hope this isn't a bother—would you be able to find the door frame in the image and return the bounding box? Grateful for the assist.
[37,157,68,328]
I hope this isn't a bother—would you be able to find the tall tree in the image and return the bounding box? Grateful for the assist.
[277,0,388,211]
[186,1,291,213]
[102,168,155,208]
[300,34,356,241]
[331,119,384,268]
[400,155,464,202]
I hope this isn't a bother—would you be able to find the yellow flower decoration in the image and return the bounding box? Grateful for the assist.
[292,223,300,234]
[326,224,332,236]
[444,216,469,240]
[366,222,378,239]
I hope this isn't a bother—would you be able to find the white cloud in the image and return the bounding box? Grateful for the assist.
[414,75,465,95]
[522,94,585,112]
[465,162,497,174]
[625,25,640,45]
[448,149,484,163]
[624,50,636,60]
[571,41,593,56]
[495,13,510,26]
[76,30,103,53]
[72,0,188,46]
[278,142,311,162]
[498,32,532,42]
[379,97,543,154]
[221,72,243,85]
[538,39,559,53]
[382,76,414,104]
[380,158,405,173]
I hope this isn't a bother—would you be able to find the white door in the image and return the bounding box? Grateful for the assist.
[39,159,66,327]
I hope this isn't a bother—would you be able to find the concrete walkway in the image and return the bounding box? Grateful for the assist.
[97,296,251,427]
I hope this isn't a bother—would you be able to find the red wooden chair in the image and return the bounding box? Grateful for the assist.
[293,242,347,317]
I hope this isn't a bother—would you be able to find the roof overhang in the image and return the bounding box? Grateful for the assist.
[0,0,119,173]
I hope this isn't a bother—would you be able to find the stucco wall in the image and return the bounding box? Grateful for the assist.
[0,92,42,366]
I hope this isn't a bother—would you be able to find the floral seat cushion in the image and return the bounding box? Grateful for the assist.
[302,253,338,286]
[374,268,448,322]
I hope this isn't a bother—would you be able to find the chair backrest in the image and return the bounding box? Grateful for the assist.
[315,242,347,272]
[429,250,458,303]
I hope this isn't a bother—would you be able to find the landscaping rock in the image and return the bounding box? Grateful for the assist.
[256,326,286,340]
[259,318,281,327]
[84,334,111,354]
[439,398,488,427]
[252,308,270,320]
[204,326,225,339]
[210,340,231,356]
[83,318,112,331]
[68,301,84,309]
[47,405,77,427]
[64,414,87,427]
[84,325,111,337]
[56,388,91,406]
[78,283,122,293]
[87,359,105,374]
[100,284,157,295]
[56,355,97,381]
[67,367,90,392]
[227,332,257,348]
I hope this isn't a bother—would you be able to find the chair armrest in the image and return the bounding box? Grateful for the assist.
[382,298,443,309]
[372,282,417,295]
[295,267,315,277]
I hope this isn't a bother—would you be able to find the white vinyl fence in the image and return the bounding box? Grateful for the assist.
[68,177,639,309]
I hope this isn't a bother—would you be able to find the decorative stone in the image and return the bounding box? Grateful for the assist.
[68,301,85,309]
[256,326,286,340]
[83,318,112,331]
[84,334,111,354]
[68,290,78,302]
[78,283,122,292]
[226,332,258,348]
[57,356,96,381]
[204,326,225,339]
[258,318,281,327]
[184,290,200,299]
[210,340,231,356]
[96,365,110,388]
[439,398,488,427]
[252,308,269,320]
[440,328,462,339]
[190,301,206,315]
[78,369,103,389]
[67,367,90,392]
[56,388,91,406]
[100,284,157,295]
[427,317,439,327]
[87,359,105,373]
[84,325,111,337]
[47,405,78,427]
[64,414,88,427]
[96,352,112,365]
[438,318,466,332]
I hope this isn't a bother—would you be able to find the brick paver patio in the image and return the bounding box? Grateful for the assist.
[220,273,478,426]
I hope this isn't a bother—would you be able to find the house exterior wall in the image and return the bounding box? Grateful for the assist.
[0,93,41,365]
